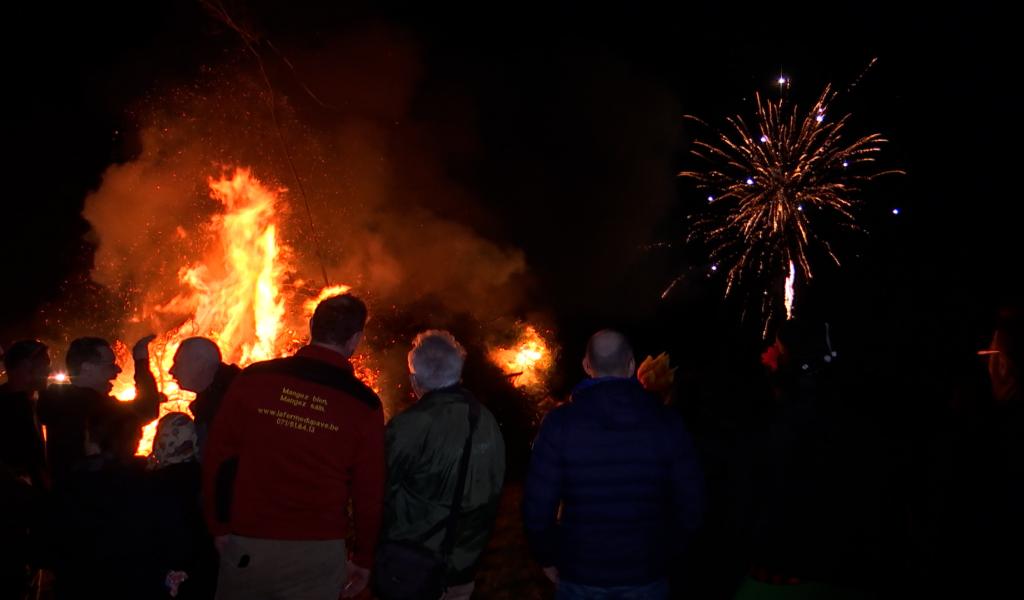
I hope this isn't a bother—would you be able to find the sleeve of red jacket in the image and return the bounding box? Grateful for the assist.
[350,403,386,568]
[201,374,250,537]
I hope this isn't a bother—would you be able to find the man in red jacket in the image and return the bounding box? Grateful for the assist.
[203,294,385,600]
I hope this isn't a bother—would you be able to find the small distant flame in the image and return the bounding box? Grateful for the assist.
[303,284,352,317]
[50,372,69,384]
[488,325,554,394]
[784,260,796,320]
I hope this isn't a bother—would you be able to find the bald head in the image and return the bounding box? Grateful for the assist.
[583,330,635,378]
[170,337,223,393]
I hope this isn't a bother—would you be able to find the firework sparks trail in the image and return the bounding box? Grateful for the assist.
[784,260,796,319]
[679,84,901,327]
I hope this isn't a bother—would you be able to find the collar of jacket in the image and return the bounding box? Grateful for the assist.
[211,362,240,388]
[571,375,639,396]
[62,383,107,402]
[295,344,355,372]
[416,384,471,409]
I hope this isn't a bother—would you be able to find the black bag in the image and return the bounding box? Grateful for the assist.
[373,539,447,600]
[374,397,481,600]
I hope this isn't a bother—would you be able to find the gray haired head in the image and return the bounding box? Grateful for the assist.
[407,330,467,396]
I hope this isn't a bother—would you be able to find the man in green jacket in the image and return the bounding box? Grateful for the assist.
[381,330,506,600]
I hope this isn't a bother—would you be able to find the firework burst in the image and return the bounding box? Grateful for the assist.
[679,84,900,327]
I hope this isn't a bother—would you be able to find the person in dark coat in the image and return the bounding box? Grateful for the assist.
[937,306,1024,596]
[0,339,50,487]
[146,412,218,599]
[48,410,191,600]
[734,319,880,600]
[168,337,240,462]
[1,340,51,600]
[38,335,164,482]
[379,330,506,599]
[523,330,705,599]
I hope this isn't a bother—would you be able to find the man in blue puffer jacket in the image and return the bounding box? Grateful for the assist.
[523,330,705,599]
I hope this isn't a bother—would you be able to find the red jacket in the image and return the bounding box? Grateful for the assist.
[202,345,385,567]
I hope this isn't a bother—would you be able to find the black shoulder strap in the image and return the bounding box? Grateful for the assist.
[415,393,481,553]
[441,398,481,559]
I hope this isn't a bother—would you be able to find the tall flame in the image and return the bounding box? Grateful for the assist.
[488,325,554,395]
[172,170,287,366]
[111,169,365,455]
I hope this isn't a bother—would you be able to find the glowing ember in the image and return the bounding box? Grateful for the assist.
[784,260,796,320]
[107,168,369,455]
[351,357,381,396]
[488,325,554,394]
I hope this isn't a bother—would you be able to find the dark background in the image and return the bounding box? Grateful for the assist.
[2,2,1019,596]
[3,2,1016,371]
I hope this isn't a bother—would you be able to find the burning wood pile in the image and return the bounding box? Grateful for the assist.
[48,168,555,454]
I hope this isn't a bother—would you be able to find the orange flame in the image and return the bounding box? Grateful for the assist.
[110,169,369,455]
[303,284,352,318]
[488,325,554,394]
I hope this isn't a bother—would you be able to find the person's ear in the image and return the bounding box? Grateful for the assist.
[346,331,364,354]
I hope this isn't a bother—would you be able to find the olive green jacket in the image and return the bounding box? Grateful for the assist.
[381,386,506,583]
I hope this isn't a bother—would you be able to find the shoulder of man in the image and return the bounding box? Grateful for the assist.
[40,384,99,411]
[533,401,574,442]
[387,403,431,433]
[240,356,381,411]
[39,383,73,402]
[476,401,504,432]
[212,363,242,388]
[392,387,468,426]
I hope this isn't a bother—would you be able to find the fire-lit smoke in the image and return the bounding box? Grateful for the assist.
[84,28,528,322]
[75,28,544,454]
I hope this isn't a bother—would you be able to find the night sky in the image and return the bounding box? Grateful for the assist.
[2,2,1018,396]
